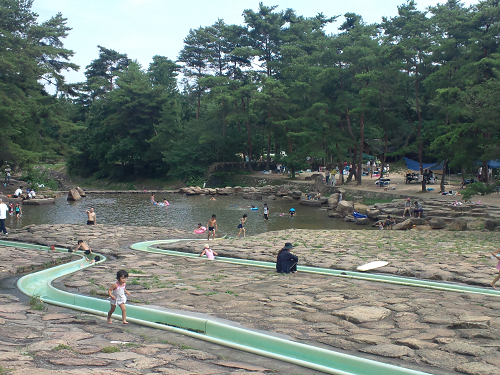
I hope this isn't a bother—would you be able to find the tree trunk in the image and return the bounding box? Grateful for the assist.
[266,129,271,171]
[415,67,425,192]
[380,94,388,178]
[241,98,252,172]
[234,100,242,132]
[286,127,293,154]
[358,112,364,185]
[222,99,226,138]
[346,146,357,183]
[440,159,448,193]
[482,160,488,183]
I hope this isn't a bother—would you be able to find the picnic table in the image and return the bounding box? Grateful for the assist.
[406,173,419,184]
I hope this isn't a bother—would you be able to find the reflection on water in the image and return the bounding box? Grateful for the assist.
[5,193,374,236]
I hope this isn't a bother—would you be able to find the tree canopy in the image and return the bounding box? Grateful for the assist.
[2,0,499,187]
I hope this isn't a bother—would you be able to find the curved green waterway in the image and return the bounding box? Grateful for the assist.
[4,238,499,375]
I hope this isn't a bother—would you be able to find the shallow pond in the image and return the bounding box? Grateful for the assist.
[5,193,374,236]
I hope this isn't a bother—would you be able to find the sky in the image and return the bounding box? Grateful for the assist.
[31,0,477,85]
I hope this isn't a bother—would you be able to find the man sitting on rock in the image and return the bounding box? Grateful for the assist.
[413,201,423,218]
[276,243,298,274]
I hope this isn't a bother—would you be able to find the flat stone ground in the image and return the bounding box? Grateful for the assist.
[1,224,500,375]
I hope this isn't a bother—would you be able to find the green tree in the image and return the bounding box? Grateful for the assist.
[0,0,78,166]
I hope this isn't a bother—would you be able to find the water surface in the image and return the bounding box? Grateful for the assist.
[5,193,374,236]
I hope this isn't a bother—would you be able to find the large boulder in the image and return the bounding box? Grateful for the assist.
[328,193,340,208]
[276,185,292,196]
[292,191,302,199]
[484,219,497,231]
[281,196,294,202]
[428,217,446,229]
[392,219,414,230]
[75,186,86,197]
[344,215,355,222]
[67,188,81,201]
[355,217,370,225]
[366,208,380,220]
[411,217,426,226]
[336,200,354,216]
[449,218,467,231]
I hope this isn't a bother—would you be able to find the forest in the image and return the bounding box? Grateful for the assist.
[1,0,499,187]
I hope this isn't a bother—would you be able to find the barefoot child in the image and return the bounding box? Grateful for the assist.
[200,243,218,259]
[491,249,500,289]
[107,270,131,324]
[237,213,247,238]
[207,214,218,241]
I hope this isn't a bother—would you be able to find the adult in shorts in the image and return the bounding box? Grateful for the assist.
[86,207,96,225]
[207,214,218,240]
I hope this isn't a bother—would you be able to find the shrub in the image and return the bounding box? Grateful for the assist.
[461,182,500,200]
[22,168,59,190]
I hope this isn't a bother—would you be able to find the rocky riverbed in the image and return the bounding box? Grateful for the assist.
[1,224,500,374]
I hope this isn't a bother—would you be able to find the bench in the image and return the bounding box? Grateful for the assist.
[376,178,391,187]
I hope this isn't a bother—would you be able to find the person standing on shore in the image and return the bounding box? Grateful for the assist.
[107,270,131,324]
[491,249,500,289]
[0,198,8,235]
[207,214,218,241]
[86,207,96,225]
[4,165,11,186]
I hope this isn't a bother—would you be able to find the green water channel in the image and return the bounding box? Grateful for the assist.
[9,238,499,375]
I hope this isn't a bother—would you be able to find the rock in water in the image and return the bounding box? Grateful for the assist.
[75,186,86,197]
[67,188,81,201]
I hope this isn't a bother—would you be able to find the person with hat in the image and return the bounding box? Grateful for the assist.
[403,198,411,218]
[200,243,217,260]
[276,243,298,274]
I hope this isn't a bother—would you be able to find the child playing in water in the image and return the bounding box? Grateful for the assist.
[237,213,247,238]
[491,249,500,289]
[15,203,21,219]
[107,270,131,324]
[207,214,218,241]
[200,243,218,259]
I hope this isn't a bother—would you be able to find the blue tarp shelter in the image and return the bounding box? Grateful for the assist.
[487,160,500,168]
[403,157,444,173]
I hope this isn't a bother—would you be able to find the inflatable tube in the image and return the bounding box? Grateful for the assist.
[353,211,367,219]
[194,226,206,234]
[251,207,259,210]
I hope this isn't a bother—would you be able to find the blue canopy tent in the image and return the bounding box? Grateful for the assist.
[487,160,500,168]
[403,157,444,173]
